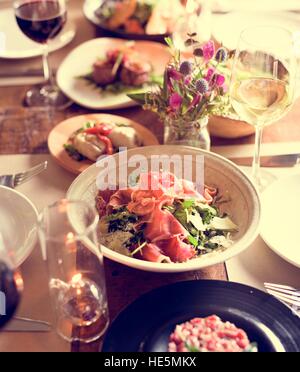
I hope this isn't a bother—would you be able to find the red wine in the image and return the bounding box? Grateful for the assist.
[15,1,67,44]
[0,262,20,328]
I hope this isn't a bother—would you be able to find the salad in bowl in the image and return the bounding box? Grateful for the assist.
[96,171,238,263]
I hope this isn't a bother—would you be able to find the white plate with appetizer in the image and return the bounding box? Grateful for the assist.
[0,7,76,59]
[261,174,300,269]
[56,38,170,110]
[0,186,38,268]
[48,113,159,174]
[67,146,261,273]
[83,0,185,40]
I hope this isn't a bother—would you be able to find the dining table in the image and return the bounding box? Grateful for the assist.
[0,0,299,352]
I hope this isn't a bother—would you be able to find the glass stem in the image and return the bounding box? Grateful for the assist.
[42,44,52,85]
[252,125,264,185]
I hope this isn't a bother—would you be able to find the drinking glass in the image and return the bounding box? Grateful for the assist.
[13,0,71,109]
[38,200,109,343]
[230,26,296,189]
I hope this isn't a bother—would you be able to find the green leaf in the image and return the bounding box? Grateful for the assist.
[188,235,199,247]
[162,69,169,100]
[244,343,258,353]
[165,37,174,49]
[127,92,147,105]
[182,199,195,209]
[185,342,200,352]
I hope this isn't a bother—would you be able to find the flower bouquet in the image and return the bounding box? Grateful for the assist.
[129,35,231,149]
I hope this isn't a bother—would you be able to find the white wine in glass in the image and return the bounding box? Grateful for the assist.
[230,26,296,189]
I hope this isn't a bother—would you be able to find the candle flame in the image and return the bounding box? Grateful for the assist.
[71,273,82,284]
[14,272,24,292]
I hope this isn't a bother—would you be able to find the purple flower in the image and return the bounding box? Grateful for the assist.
[202,41,215,61]
[169,93,183,111]
[180,61,193,76]
[215,47,228,63]
[196,79,209,94]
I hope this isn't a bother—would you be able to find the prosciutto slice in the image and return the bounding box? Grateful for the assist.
[204,186,217,205]
[107,188,134,212]
[158,237,195,263]
[137,243,171,263]
[145,203,188,242]
[178,179,208,202]
[95,189,116,217]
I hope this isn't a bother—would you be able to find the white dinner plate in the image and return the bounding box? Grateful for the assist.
[212,11,300,51]
[0,186,38,268]
[56,38,170,110]
[0,7,76,59]
[261,174,300,269]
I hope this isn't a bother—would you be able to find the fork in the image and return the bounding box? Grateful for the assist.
[264,283,300,317]
[0,162,48,189]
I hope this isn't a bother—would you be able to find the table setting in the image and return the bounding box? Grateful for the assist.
[0,0,299,354]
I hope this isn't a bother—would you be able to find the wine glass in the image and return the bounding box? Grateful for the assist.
[38,200,109,343]
[230,26,297,190]
[13,0,71,109]
[0,234,22,328]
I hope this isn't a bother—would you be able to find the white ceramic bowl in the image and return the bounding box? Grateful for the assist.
[0,186,38,268]
[67,146,261,273]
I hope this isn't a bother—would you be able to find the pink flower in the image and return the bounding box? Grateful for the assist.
[202,41,215,62]
[184,75,192,85]
[168,68,183,81]
[222,84,228,93]
[169,93,183,111]
[190,93,202,109]
[205,67,216,82]
[215,74,225,87]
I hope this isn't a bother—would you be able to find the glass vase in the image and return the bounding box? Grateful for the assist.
[164,116,211,150]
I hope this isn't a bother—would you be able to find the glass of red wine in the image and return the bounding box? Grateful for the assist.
[13,0,71,109]
[0,236,22,328]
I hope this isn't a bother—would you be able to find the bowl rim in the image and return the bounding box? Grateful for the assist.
[67,145,261,273]
[0,185,38,268]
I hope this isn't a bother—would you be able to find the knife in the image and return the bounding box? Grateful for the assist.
[2,317,51,333]
[230,153,300,168]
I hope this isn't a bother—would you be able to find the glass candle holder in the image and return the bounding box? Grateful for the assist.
[38,200,109,344]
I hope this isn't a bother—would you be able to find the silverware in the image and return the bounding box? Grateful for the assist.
[2,317,51,333]
[230,153,300,168]
[0,161,48,189]
[264,283,300,317]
